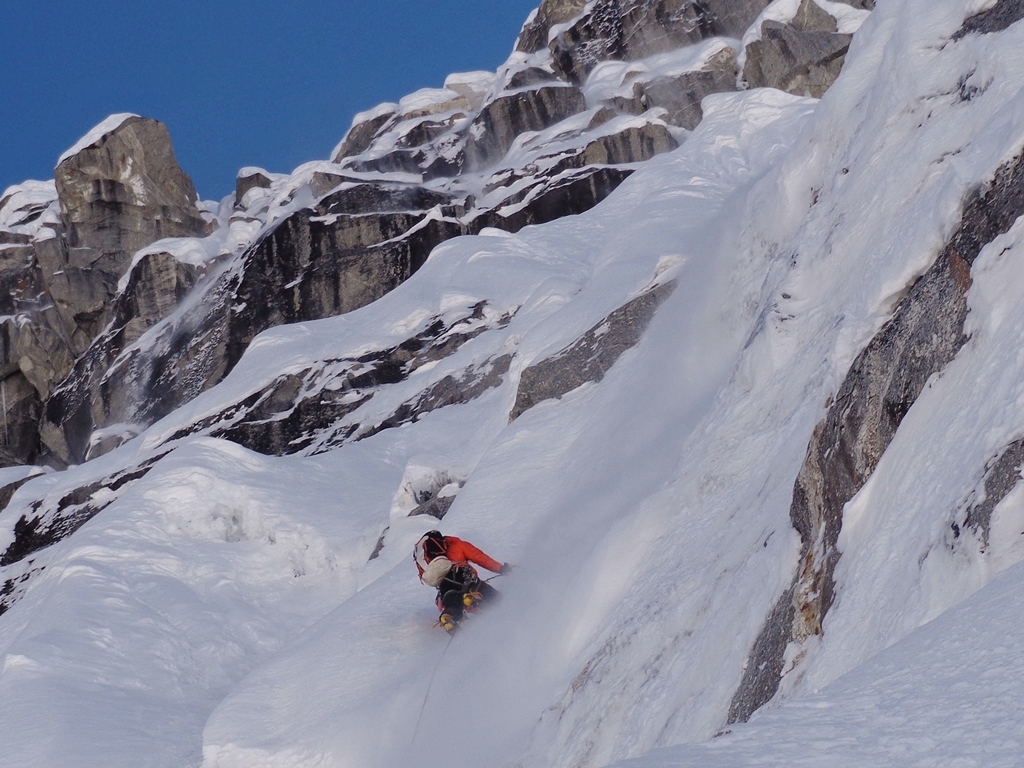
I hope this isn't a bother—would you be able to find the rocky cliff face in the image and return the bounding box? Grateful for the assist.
[742,0,856,98]
[0,0,874,470]
[52,115,205,351]
[0,116,204,466]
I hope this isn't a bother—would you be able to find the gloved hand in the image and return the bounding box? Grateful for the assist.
[500,562,514,574]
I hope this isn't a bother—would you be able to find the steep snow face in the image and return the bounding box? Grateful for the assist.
[730,0,1024,700]
[197,0,1024,763]
[0,88,813,768]
[606,559,1024,768]
[4,2,1024,768]
[195,88,814,768]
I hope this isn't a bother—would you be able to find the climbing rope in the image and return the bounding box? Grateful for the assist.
[411,569,509,743]
[412,629,455,744]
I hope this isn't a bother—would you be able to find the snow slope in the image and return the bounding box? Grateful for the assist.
[3,1,1024,767]
[196,88,815,768]
[609,558,1024,768]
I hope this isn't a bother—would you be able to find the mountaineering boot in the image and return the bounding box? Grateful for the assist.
[439,613,457,634]
[462,590,483,608]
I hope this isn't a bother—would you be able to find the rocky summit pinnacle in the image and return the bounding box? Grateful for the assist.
[52,115,205,350]
[0,115,204,466]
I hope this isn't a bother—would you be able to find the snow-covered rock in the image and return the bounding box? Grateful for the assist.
[587,41,741,129]
[547,0,770,83]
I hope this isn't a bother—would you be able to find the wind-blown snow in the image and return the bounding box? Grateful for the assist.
[4,0,1024,766]
[444,70,496,102]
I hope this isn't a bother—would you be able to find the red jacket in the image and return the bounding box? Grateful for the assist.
[443,536,502,574]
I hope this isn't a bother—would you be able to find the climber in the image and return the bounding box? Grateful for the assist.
[413,530,511,633]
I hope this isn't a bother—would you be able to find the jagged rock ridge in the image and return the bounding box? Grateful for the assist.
[0,0,872,472]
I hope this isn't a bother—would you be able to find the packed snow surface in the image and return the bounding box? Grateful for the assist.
[3,0,1024,767]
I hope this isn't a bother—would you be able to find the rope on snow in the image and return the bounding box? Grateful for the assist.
[412,629,455,744]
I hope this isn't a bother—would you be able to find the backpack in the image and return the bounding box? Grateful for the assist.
[414,531,452,587]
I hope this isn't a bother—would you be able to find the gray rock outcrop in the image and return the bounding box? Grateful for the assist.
[40,180,467,464]
[0,243,43,317]
[742,0,853,98]
[331,107,400,163]
[510,280,676,421]
[224,186,466,357]
[0,117,204,468]
[545,0,772,84]
[113,251,202,350]
[580,121,679,164]
[477,166,638,233]
[516,0,590,53]
[0,367,41,468]
[234,168,274,208]
[953,0,1024,40]
[464,85,589,169]
[51,116,205,352]
[611,45,739,129]
[701,0,779,35]
[549,0,722,83]
[960,438,1024,548]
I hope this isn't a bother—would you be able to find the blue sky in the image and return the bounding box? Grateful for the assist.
[1,2,540,200]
